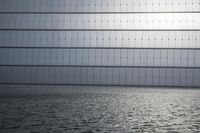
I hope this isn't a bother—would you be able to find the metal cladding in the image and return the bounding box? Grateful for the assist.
[0,0,200,87]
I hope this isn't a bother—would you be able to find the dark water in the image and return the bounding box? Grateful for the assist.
[0,86,200,133]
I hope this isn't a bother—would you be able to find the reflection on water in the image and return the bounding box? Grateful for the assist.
[0,86,200,133]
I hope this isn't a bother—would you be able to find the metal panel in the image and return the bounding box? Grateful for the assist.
[0,0,200,87]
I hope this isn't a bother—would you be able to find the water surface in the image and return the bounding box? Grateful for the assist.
[0,85,200,133]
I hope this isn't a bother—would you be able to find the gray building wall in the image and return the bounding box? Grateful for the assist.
[0,0,200,87]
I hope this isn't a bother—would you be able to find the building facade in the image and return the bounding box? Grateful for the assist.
[0,0,200,87]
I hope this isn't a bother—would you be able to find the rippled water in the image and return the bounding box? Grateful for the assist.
[0,86,200,133]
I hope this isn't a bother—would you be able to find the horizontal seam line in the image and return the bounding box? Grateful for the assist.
[0,11,200,14]
[0,65,199,69]
[0,29,200,31]
[0,47,199,50]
